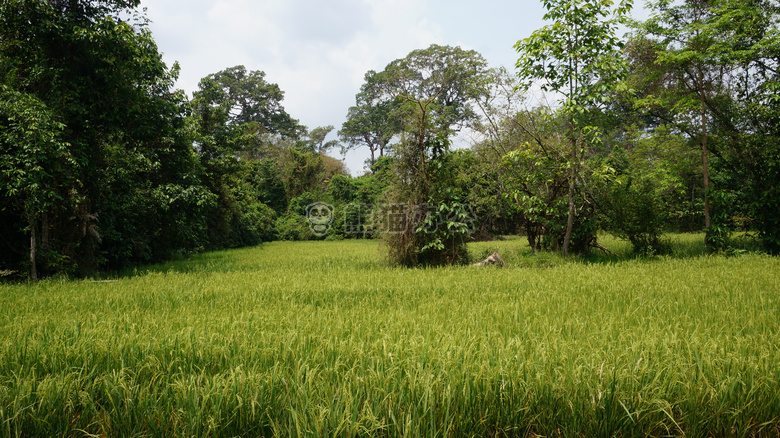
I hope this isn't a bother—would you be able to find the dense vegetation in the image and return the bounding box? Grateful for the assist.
[2,0,779,278]
[2,2,778,435]
[1,237,779,436]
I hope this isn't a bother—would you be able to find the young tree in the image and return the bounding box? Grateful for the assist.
[515,0,632,256]
[500,109,576,252]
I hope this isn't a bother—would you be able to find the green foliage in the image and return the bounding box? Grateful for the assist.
[753,181,780,254]
[0,89,72,215]
[515,0,633,113]
[0,87,76,278]
[243,158,287,214]
[339,70,405,164]
[705,189,737,253]
[500,110,598,253]
[503,140,567,252]
[299,125,339,154]
[190,66,306,251]
[191,65,301,140]
[282,148,323,199]
[374,45,488,266]
[594,125,701,254]
[3,0,779,282]
[383,45,489,140]
[602,176,672,255]
[635,0,780,253]
[327,174,356,204]
[238,202,277,243]
[0,0,215,275]
[434,149,514,238]
[470,70,545,237]
[274,212,313,241]
[287,192,320,217]
[514,0,632,256]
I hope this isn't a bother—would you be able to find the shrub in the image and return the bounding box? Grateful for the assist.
[603,177,671,256]
[237,202,277,244]
[274,213,314,241]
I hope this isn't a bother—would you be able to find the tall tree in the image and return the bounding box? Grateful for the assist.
[515,0,632,256]
[192,65,302,167]
[191,66,301,248]
[1,0,210,274]
[382,44,489,183]
[192,66,301,138]
[304,125,339,154]
[636,0,780,252]
[378,44,489,266]
[638,0,722,247]
[0,89,76,280]
[339,70,405,165]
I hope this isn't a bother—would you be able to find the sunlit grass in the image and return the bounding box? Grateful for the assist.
[1,237,779,436]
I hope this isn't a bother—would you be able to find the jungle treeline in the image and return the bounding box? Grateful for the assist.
[1,0,779,278]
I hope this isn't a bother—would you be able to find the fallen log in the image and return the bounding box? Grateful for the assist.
[473,252,504,267]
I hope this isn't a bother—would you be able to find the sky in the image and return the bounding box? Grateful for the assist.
[139,0,647,175]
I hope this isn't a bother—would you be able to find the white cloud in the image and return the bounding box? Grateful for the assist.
[140,0,560,173]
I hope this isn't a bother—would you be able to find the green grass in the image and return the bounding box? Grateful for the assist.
[1,236,779,437]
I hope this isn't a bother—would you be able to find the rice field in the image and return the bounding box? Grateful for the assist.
[1,235,779,437]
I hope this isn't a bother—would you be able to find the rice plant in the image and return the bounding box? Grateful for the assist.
[1,237,779,436]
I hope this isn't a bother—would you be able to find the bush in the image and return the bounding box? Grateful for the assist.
[287,192,321,217]
[327,174,356,204]
[237,202,277,244]
[274,213,314,241]
[383,146,472,267]
[603,177,671,256]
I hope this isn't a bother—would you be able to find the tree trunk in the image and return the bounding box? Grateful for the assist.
[701,103,711,230]
[563,177,575,257]
[30,219,37,281]
[698,64,712,251]
[695,25,712,246]
[42,212,50,254]
[562,135,576,257]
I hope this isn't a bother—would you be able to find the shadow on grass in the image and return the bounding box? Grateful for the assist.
[107,240,384,280]
[103,246,266,280]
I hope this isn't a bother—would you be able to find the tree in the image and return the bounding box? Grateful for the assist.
[302,125,339,154]
[191,66,302,248]
[636,0,780,252]
[637,0,723,248]
[377,44,489,266]
[0,89,76,280]
[339,70,405,165]
[193,66,301,138]
[500,109,575,252]
[471,68,542,240]
[192,65,302,171]
[1,0,212,274]
[515,0,632,256]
